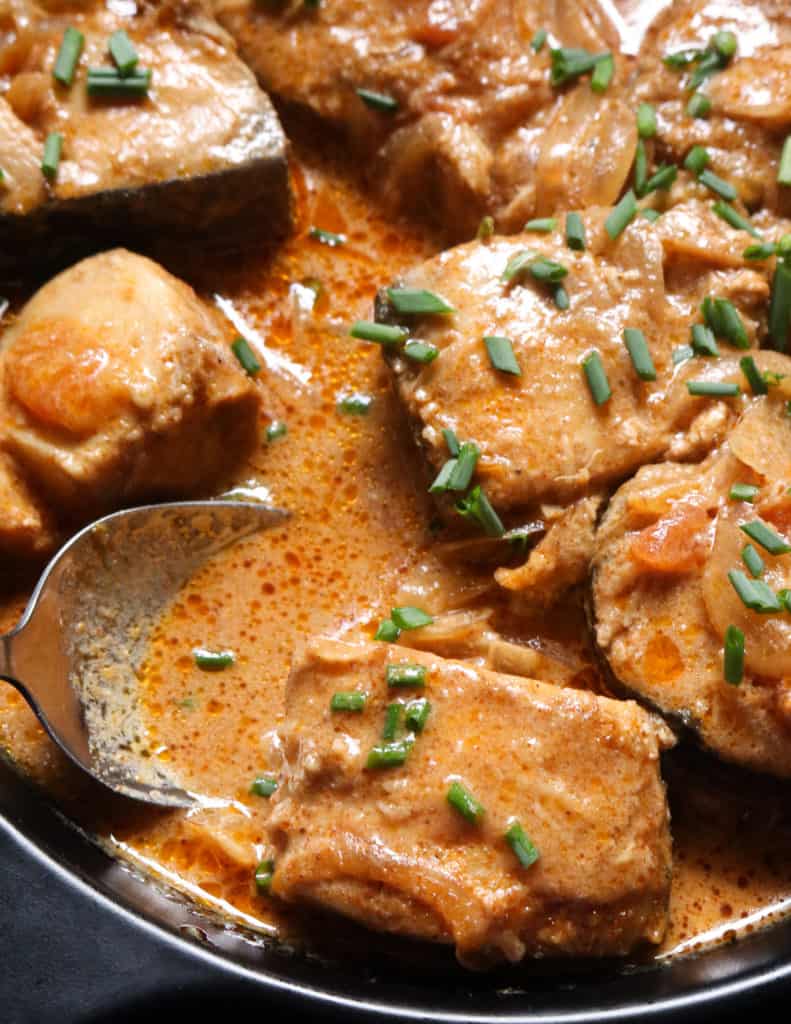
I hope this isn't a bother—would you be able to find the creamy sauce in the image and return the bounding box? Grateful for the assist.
[2,125,791,966]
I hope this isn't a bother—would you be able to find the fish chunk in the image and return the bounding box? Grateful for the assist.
[593,379,791,777]
[215,0,634,238]
[0,0,290,274]
[0,248,261,537]
[268,637,674,967]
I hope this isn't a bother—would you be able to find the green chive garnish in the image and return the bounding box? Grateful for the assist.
[446,781,485,824]
[531,27,548,52]
[553,284,570,310]
[386,663,427,688]
[231,336,261,376]
[309,226,346,247]
[634,139,647,196]
[779,136,791,188]
[691,323,719,357]
[591,53,614,93]
[684,145,710,175]
[728,569,782,613]
[501,249,536,283]
[266,421,287,443]
[405,698,431,733]
[443,428,460,456]
[53,27,84,87]
[338,392,373,415]
[382,702,402,740]
[641,208,661,222]
[109,29,139,76]
[484,336,521,376]
[448,442,480,491]
[729,483,759,502]
[86,68,151,96]
[356,88,399,112]
[712,200,761,238]
[740,520,791,555]
[477,215,495,241]
[456,485,504,537]
[672,344,694,364]
[582,350,611,405]
[636,102,657,139]
[664,49,700,69]
[527,257,568,283]
[403,339,439,364]
[698,169,737,201]
[769,262,791,352]
[743,242,777,260]
[366,739,412,769]
[524,217,556,232]
[330,691,367,712]
[642,165,677,195]
[549,47,611,87]
[723,625,744,685]
[429,459,457,493]
[387,287,454,315]
[505,821,540,869]
[250,775,278,798]
[605,190,637,239]
[712,30,737,60]
[350,321,407,345]
[742,543,765,578]
[391,606,433,630]
[715,299,749,348]
[193,648,235,670]
[686,92,712,119]
[41,132,63,179]
[255,859,275,891]
[623,327,656,380]
[375,618,400,642]
[686,380,740,396]
[565,212,585,251]
[740,355,768,395]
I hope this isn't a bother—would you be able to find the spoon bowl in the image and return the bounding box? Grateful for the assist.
[0,501,287,808]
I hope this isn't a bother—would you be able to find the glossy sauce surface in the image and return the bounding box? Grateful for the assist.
[1,127,791,966]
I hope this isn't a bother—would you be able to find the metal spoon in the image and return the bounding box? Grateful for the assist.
[0,501,287,809]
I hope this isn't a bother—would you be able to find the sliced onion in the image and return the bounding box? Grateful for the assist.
[728,395,791,482]
[709,49,791,127]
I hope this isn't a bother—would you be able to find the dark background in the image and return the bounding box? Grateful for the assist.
[1,820,789,1024]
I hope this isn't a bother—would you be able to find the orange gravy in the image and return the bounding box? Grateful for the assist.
[2,131,791,964]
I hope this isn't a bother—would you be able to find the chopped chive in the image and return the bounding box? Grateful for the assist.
[686,92,712,119]
[41,132,63,179]
[769,262,791,351]
[193,648,235,670]
[404,339,439,364]
[337,392,373,415]
[250,775,278,798]
[366,740,412,769]
[684,145,710,174]
[446,442,480,491]
[505,821,540,869]
[712,200,762,238]
[637,102,657,139]
[729,483,759,503]
[255,859,275,891]
[86,68,151,96]
[231,336,261,376]
[386,663,427,688]
[350,321,407,345]
[309,226,346,246]
[391,606,433,630]
[605,189,637,239]
[382,702,402,740]
[528,257,568,283]
[266,420,287,443]
[501,249,536,283]
[779,137,791,187]
[531,27,548,52]
[742,543,765,578]
[386,287,454,315]
[429,458,457,493]
[591,53,614,93]
[728,569,783,613]
[477,215,494,241]
[688,50,726,91]
[53,27,84,87]
[672,344,694,364]
[524,217,557,233]
[443,428,460,456]
[642,164,677,194]
[691,323,719,357]
[405,698,431,733]
[565,212,585,251]
[641,208,661,223]
[743,242,777,260]
[723,625,744,685]
[582,350,611,405]
[108,29,139,76]
[740,355,768,395]
[356,87,399,112]
[702,295,724,336]
[698,169,737,201]
[456,485,505,537]
[686,380,740,397]
[634,138,647,196]
[712,30,737,60]
[447,781,485,824]
[623,327,656,381]
[553,284,570,310]
[484,335,521,376]
[664,49,701,69]
[549,47,610,87]
[740,520,791,556]
[779,589,791,612]
[330,690,367,712]
[714,299,749,348]
[375,618,400,642]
